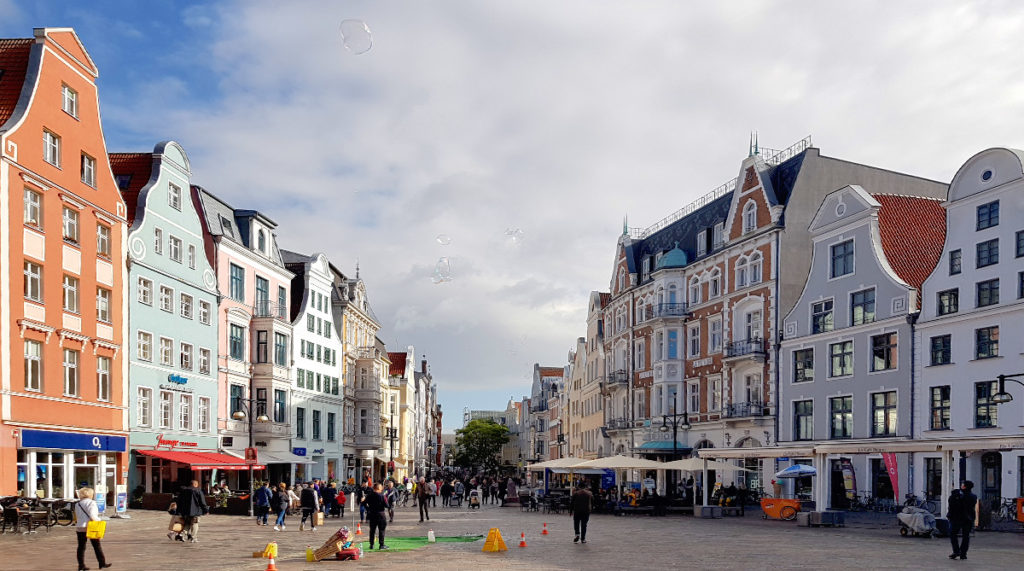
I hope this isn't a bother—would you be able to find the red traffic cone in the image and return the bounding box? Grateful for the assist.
[355,522,363,536]
[542,522,549,535]
[518,532,527,548]
[264,557,278,571]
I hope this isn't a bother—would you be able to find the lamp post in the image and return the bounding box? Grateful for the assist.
[231,398,270,517]
[990,373,1024,404]
[426,444,435,479]
[660,404,691,495]
[385,412,399,479]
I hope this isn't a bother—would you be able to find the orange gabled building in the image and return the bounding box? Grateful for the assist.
[0,29,128,501]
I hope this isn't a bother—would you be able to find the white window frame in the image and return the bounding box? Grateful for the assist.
[24,340,42,391]
[198,397,210,432]
[168,184,182,210]
[61,84,78,117]
[168,236,182,263]
[687,380,700,414]
[709,376,722,412]
[62,206,78,243]
[43,130,61,167]
[688,324,701,358]
[24,261,42,302]
[97,356,111,402]
[743,201,756,234]
[138,277,153,305]
[180,342,193,370]
[137,331,153,361]
[159,337,173,366]
[137,387,152,427]
[154,227,163,255]
[63,274,79,314]
[81,153,96,187]
[689,277,701,305]
[180,293,193,320]
[96,287,111,323]
[709,318,723,353]
[159,286,174,313]
[24,188,42,228]
[749,252,762,284]
[159,391,173,429]
[187,244,196,269]
[179,394,192,431]
[198,300,211,325]
[96,223,111,257]
[199,348,211,375]
[63,349,79,397]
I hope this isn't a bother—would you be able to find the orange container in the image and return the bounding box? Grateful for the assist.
[1016,498,1024,523]
[760,498,801,521]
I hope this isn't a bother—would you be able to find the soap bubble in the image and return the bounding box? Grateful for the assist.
[339,19,372,54]
[505,227,524,245]
[431,257,453,284]
[435,234,452,246]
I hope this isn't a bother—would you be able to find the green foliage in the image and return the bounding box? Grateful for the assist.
[454,419,511,471]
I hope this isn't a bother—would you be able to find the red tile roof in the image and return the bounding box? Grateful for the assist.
[0,38,33,127]
[109,153,153,226]
[873,194,947,298]
[388,351,407,377]
[538,367,564,378]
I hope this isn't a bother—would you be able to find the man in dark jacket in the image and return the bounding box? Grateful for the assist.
[363,483,390,550]
[176,480,209,543]
[253,482,272,526]
[947,480,978,560]
[321,483,338,519]
[570,487,593,544]
[299,482,320,531]
[416,476,430,522]
[440,480,453,507]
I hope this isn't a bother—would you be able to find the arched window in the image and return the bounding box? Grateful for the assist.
[749,252,762,284]
[636,299,645,323]
[709,269,721,298]
[257,229,266,252]
[743,201,757,234]
[689,277,701,305]
[667,284,677,306]
[735,255,748,288]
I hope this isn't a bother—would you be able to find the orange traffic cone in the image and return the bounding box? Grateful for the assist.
[264,557,278,571]
[518,532,527,548]
[541,522,549,535]
[355,522,363,536]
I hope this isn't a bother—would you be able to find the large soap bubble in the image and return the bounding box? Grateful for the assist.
[339,19,372,55]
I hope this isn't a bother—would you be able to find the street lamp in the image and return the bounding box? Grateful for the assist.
[660,404,691,497]
[231,399,270,516]
[990,373,1024,404]
[385,413,399,478]
[426,444,435,478]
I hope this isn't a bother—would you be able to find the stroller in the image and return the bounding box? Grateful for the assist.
[468,489,481,509]
[897,506,937,538]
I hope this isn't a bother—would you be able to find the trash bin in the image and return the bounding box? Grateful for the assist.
[1016,498,1024,523]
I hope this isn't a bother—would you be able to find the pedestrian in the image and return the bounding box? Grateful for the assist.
[490,480,499,505]
[74,487,111,570]
[364,483,390,550]
[336,486,346,517]
[481,478,491,504]
[299,482,320,531]
[417,476,431,522]
[271,482,290,531]
[428,478,438,507]
[454,479,465,507]
[288,484,301,515]
[570,485,593,544]
[440,479,453,507]
[384,480,398,522]
[321,482,337,518]
[947,480,979,560]
[175,479,209,543]
[358,481,372,522]
[254,481,272,526]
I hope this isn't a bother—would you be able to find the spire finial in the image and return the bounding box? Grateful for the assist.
[355,259,360,279]
[623,215,629,235]
[749,132,754,157]
[754,131,759,156]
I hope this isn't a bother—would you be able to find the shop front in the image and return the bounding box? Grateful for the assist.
[16,429,127,503]
[129,432,222,495]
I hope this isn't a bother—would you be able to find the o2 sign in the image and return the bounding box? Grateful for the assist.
[21,429,127,452]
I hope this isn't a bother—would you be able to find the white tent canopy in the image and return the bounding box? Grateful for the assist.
[526,457,588,471]
[577,455,663,469]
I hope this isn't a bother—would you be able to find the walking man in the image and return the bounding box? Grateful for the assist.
[253,481,272,526]
[176,480,209,543]
[417,476,430,522]
[364,483,390,550]
[571,485,593,544]
[299,482,320,531]
[384,480,398,522]
[947,480,978,560]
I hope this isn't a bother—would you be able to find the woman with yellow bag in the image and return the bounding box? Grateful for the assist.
[74,487,112,570]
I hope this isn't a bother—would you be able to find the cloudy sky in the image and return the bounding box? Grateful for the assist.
[4,1,1024,430]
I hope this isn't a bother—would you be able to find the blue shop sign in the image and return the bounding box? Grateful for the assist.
[292,447,307,456]
[21,429,127,452]
[167,374,188,385]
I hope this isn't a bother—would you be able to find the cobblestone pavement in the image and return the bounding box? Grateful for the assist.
[2,501,1022,570]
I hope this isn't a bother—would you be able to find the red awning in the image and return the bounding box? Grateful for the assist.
[136,449,264,471]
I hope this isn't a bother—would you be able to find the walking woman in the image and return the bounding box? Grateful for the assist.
[75,487,111,570]
[272,482,290,531]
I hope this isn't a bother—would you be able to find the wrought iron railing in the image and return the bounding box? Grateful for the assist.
[253,300,288,319]
[726,337,766,358]
[722,401,773,418]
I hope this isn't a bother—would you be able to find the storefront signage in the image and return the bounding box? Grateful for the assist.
[167,373,188,385]
[293,447,307,456]
[638,370,653,379]
[159,383,193,393]
[21,429,127,452]
[156,434,199,449]
[115,484,128,514]
[692,357,714,368]
[95,484,107,512]
[313,448,325,454]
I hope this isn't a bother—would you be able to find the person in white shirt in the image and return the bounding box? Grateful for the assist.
[75,487,111,570]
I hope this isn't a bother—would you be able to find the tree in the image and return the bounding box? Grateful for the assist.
[455,419,511,472]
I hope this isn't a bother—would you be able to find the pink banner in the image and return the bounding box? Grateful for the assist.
[881,453,899,501]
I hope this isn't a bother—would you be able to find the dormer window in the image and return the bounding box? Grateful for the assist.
[696,230,708,257]
[712,222,724,249]
[115,174,132,190]
[743,201,757,234]
[641,257,650,280]
[220,215,234,238]
[257,229,267,252]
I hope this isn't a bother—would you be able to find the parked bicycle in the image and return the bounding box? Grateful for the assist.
[994,497,1018,522]
[903,493,939,515]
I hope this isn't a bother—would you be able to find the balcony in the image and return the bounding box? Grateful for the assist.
[725,337,767,361]
[604,417,633,431]
[354,346,379,360]
[388,377,403,389]
[353,434,381,450]
[253,300,288,320]
[722,400,773,420]
[650,303,689,319]
[354,387,383,403]
[530,401,549,414]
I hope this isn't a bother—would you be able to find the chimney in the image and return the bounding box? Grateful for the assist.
[421,357,427,374]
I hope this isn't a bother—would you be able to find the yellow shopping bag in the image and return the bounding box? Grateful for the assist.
[86,520,106,539]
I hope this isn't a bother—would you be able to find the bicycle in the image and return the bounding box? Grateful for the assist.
[994,497,1017,522]
[903,493,939,515]
[51,499,77,526]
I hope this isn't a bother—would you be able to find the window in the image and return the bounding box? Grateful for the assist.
[138,277,153,305]
[159,391,173,429]
[976,239,999,268]
[975,326,999,359]
[709,271,721,298]
[328,412,336,441]
[24,189,42,228]
[743,201,756,234]
[274,333,288,366]
[830,396,853,439]
[744,310,761,341]
[137,331,152,361]
[96,224,111,257]
[709,377,722,411]
[168,184,181,210]
[325,319,332,339]
[159,286,174,312]
[187,245,196,269]
[179,394,192,431]
[689,277,701,305]
[198,397,210,432]
[829,340,853,377]
[977,278,999,307]
[199,300,211,325]
[96,288,111,323]
[230,384,245,416]
[850,288,875,326]
[975,381,998,428]
[80,153,95,187]
[317,318,323,336]
[61,84,77,116]
[95,356,110,402]
[24,340,42,391]
[256,331,268,364]
[255,276,269,314]
[168,236,182,263]
[871,332,897,371]
[307,315,315,332]
[24,261,42,302]
[1017,231,1024,258]
[138,387,152,427]
[180,294,193,319]
[976,200,999,230]
[274,388,286,425]
[229,264,245,301]
[296,407,306,439]
[794,400,813,441]
[926,458,943,501]
[748,252,762,284]
[43,130,61,167]
[312,410,322,440]
[696,230,707,257]
[712,222,724,249]
[62,207,78,243]
[257,229,266,252]
[871,391,897,437]
[63,349,79,396]
[793,348,814,383]
[930,386,950,430]
[937,289,958,315]
[220,215,234,237]
[229,324,245,360]
[1020,271,1024,300]
[830,240,854,278]
[277,286,287,319]
[949,249,962,275]
[159,337,173,366]
[811,299,834,334]
[199,348,211,375]
[63,275,79,313]
[930,335,951,366]
[709,319,723,353]
[180,343,193,370]
[154,227,163,255]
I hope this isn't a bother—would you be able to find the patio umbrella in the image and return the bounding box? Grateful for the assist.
[775,464,817,478]
[576,455,663,469]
